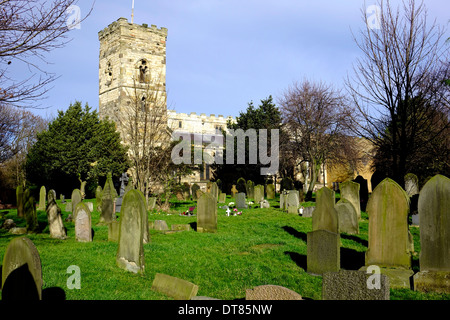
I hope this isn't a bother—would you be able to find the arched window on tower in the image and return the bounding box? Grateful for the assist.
[138,59,149,83]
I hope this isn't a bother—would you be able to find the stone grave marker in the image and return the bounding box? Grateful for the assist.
[246,285,302,300]
[266,184,275,199]
[46,189,66,239]
[23,189,39,233]
[307,229,340,275]
[196,189,204,200]
[286,190,300,214]
[197,192,217,233]
[74,202,92,242]
[100,182,115,224]
[116,189,146,274]
[108,221,120,242]
[210,182,219,200]
[154,220,169,231]
[235,192,248,209]
[246,180,255,199]
[322,270,390,300]
[340,180,361,220]
[147,197,156,211]
[1,237,42,300]
[151,273,198,300]
[335,198,359,235]
[254,185,264,203]
[312,187,338,233]
[404,173,419,197]
[414,174,450,294]
[95,185,103,212]
[231,185,238,198]
[171,224,191,231]
[191,183,200,201]
[71,189,82,215]
[260,199,270,208]
[302,206,315,218]
[362,178,413,289]
[38,186,46,211]
[60,194,65,203]
[218,192,226,204]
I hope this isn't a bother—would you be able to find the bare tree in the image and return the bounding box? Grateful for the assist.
[278,79,356,199]
[119,75,175,205]
[345,0,449,184]
[0,0,92,108]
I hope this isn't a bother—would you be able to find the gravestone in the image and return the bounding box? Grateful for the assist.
[176,192,184,201]
[147,197,156,211]
[1,237,42,300]
[322,270,390,300]
[135,189,150,244]
[100,181,115,224]
[218,192,226,204]
[353,175,369,212]
[260,199,270,208]
[335,199,359,235]
[414,174,450,294]
[362,178,413,289]
[16,185,24,218]
[23,189,39,233]
[210,182,219,200]
[245,180,255,199]
[46,189,66,239]
[246,285,302,300]
[171,224,191,231]
[86,202,93,212]
[302,206,315,218]
[307,229,340,275]
[312,187,339,233]
[280,190,287,211]
[60,194,65,203]
[286,190,300,214]
[108,221,120,242]
[117,189,146,274]
[196,189,204,200]
[197,193,217,233]
[266,184,275,199]
[95,185,103,212]
[104,172,118,199]
[119,172,129,197]
[340,180,361,220]
[154,220,169,231]
[151,273,198,300]
[404,173,419,197]
[254,185,264,203]
[74,202,92,242]
[37,186,46,211]
[71,189,82,215]
[231,185,238,198]
[235,193,248,209]
[191,184,200,201]
[115,197,123,213]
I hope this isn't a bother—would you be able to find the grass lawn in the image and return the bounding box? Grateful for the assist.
[0,195,448,300]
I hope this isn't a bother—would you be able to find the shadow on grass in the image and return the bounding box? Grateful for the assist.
[284,251,307,271]
[340,247,365,270]
[281,226,307,242]
[189,222,197,231]
[340,233,368,247]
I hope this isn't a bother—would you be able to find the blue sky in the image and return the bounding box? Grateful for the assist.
[27,0,449,119]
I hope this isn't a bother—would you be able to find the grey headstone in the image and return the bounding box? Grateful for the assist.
[335,198,359,235]
[307,229,340,275]
[254,185,264,203]
[197,193,217,233]
[312,187,339,233]
[46,189,66,239]
[235,192,248,209]
[340,180,361,220]
[74,202,92,242]
[71,189,82,215]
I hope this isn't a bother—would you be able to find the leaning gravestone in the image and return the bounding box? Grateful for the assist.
[340,180,361,220]
[117,189,146,274]
[16,185,24,218]
[312,187,339,233]
[46,189,66,239]
[197,193,217,233]
[235,193,248,209]
[246,285,302,300]
[414,174,450,294]
[151,273,199,300]
[322,270,390,300]
[74,202,92,242]
[37,186,46,211]
[254,185,264,203]
[1,237,42,300]
[71,189,82,215]
[23,189,39,233]
[404,173,419,197]
[307,229,340,275]
[266,184,275,200]
[361,178,413,289]
[335,199,359,235]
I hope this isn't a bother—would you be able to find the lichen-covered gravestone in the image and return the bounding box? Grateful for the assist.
[95,185,103,212]
[100,181,115,224]
[1,237,42,300]
[312,187,339,233]
[362,178,413,289]
[414,174,450,293]
[254,185,264,203]
[147,197,156,211]
[286,190,300,214]
[266,184,275,199]
[307,229,340,275]
[116,189,146,274]
[74,202,92,242]
[335,198,359,235]
[246,180,255,199]
[191,183,200,201]
[23,188,39,233]
[209,182,219,200]
[197,192,217,233]
[340,180,361,220]
[38,186,46,211]
[71,189,82,215]
[46,189,66,239]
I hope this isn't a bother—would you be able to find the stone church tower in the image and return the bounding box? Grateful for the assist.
[98,17,168,129]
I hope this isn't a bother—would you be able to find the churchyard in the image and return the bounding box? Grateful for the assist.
[0,175,449,300]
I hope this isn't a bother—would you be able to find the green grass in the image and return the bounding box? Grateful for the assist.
[0,195,448,300]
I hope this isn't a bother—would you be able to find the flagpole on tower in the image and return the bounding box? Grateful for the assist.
[131,0,135,23]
